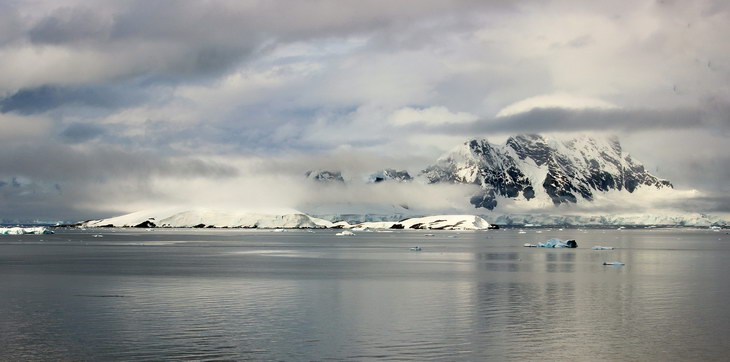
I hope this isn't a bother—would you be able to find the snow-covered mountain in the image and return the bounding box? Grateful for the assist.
[80,209,495,230]
[368,169,413,183]
[305,170,345,183]
[82,208,335,228]
[421,134,672,210]
[348,215,492,230]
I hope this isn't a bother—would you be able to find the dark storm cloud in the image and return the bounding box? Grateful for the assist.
[417,106,730,136]
[6,0,515,88]
[28,6,109,45]
[59,123,105,143]
[0,85,149,114]
[0,143,238,183]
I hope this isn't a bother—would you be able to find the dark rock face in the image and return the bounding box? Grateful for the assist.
[134,220,156,228]
[422,134,672,210]
[305,170,345,183]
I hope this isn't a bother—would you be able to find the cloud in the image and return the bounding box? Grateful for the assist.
[495,93,618,117]
[389,106,477,126]
[422,106,726,137]
[59,122,105,143]
[0,0,728,221]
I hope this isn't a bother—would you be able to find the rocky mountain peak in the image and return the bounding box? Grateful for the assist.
[421,134,672,210]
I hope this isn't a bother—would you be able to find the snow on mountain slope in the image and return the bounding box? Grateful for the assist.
[421,134,672,210]
[83,208,334,228]
[367,169,413,183]
[492,212,727,227]
[348,215,492,230]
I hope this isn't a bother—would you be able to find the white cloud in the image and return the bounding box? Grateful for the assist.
[496,93,618,117]
[389,106,477,126]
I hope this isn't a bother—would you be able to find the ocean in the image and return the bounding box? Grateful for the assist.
[1,227,728,360]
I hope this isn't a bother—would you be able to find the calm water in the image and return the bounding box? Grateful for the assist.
[1,227,728,361]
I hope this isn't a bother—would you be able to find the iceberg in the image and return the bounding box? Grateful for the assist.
[537,238,577,248]
[0,227,54,235]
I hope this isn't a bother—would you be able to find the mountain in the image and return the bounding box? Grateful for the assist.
[421,134,672,210]
[82,208,335,228]
[79,208,495,230]
[348,215,492,230]
[368,169,413,183]
[305,170,345,183]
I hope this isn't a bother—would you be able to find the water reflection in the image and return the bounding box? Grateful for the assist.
[0,229,729,360]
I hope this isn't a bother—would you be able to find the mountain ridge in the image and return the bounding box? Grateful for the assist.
[421,134,672,210]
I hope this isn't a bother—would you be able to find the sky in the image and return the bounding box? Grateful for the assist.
[0,0,728,222]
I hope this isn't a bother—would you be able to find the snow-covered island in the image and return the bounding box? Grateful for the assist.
[79,209,495,230]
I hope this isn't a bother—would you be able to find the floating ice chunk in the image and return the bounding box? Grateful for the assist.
[336,230,355,236]
[524,243,537,247]
[424,233,435,237]
[410,246,422,251]
[518,230,527,234]
[603,261,625,265]
[592,246,614,250]
[537,238,577,248]
[92,234,103,238]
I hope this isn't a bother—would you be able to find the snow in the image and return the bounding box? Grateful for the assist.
[347,215,492,230]
[0,227,54,235]
[83,208,334,229]
[492,210,727,227]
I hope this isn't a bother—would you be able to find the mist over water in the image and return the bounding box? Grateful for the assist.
[1,228,728,360]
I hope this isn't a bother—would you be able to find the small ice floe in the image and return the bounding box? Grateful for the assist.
[617,226,626,230]
[537,238,577,248]
[603,261,625,266]
[336,230,355,236]
[92,234,103,238]
[535,230,543,234]
[592,246,615,250]
[524,243,537,247]
[518,230,527,234]
[447,235,457,238]
[272,228,285,233]
[424,233,435,237]
[410,246,423,251]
